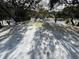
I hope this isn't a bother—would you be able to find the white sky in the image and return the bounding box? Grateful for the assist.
[41,0,66,11]
[39,0,49,10]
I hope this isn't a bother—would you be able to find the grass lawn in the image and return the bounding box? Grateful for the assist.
[32,22,43,29]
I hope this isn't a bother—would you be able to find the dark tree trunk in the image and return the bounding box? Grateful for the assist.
[76,22,79,26]
[54,18,57,23]
[0,22,3,28]
[7,21,10,25]
[71,18,75,25]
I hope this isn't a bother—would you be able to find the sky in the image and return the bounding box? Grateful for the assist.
[39,0,49,9]
[40,0,65,11]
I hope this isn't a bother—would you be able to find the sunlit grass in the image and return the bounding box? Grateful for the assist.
[32,22,43,29]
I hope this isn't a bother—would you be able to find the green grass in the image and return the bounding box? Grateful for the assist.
[32,22,43,29]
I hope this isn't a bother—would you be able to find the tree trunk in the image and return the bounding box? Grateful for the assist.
[54,17,57,23]
[7,21,10,26]
[71,18,75,25]
[76,22,79,26]
[0,22,3,28]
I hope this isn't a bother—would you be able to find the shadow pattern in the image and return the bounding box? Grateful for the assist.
[28,24,79,59]
[0,24,28,59]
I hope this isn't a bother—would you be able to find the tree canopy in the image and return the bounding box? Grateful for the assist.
[49,0,79,9]
[0,0,41,22]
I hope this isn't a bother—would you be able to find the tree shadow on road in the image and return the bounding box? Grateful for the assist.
[28,23,79,59]
[0,24,27,59]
